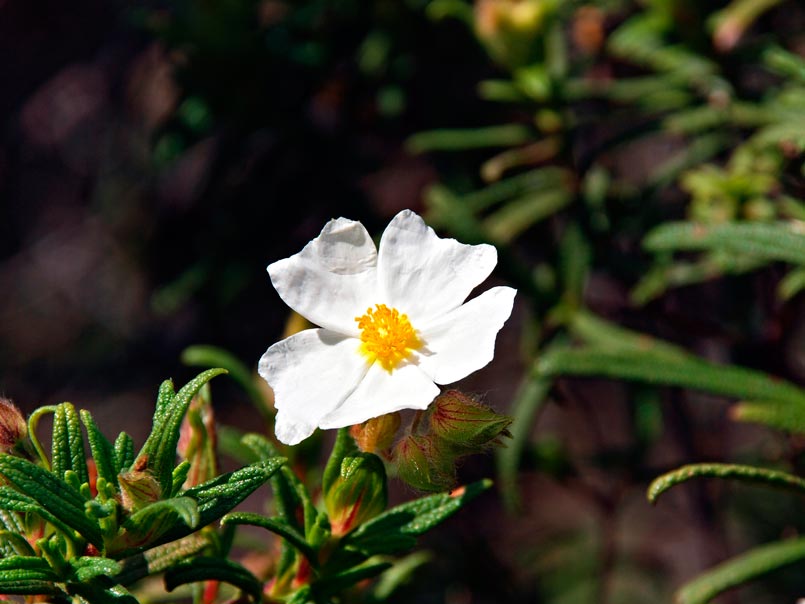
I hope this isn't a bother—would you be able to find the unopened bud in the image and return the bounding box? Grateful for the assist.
[393,434,455,492]
[324,453,387,536]
[177,396,218,488]
[0,398,33,458]
[118,460,162,512]
[429,390,512,450]
[474,0,556,68]
[349,413,401,454]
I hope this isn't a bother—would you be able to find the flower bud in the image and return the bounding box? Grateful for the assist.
[349,413,401,454]
[118,460,162,512]
[0,398,33,458]
[393,434,455,492]
[428,390,512,450]
[177,395,218,488]
[474,0,557,68]
[324,453,387,536]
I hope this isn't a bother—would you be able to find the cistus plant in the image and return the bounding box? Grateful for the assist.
[0,211,513,603]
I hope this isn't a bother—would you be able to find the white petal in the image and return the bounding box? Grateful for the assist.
[416,286,516,385]
[258,329,370,445]
[318,362,440,429]
[377,210,498,324]
[268,218,378,335]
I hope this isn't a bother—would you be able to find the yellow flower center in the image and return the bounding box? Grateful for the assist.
[355,304,421,371]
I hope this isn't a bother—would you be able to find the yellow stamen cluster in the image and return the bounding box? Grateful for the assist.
[355,304,421,371]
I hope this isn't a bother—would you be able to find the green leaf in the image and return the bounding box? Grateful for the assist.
[537,347,805,416]
[136,369,228,495]
[66,578,139,604]
[483,190,572,243]
[109,497,200,556]
[51,403,88,486]
[0,487,77,540]
[644,221,805,266]
[372,551,432,600]
[342,480,491,556]
[159,458,285,545]
[676,537,805,604]
[222,512,315,562]
[80,410,118,488]
[406,124,532,153]
[171,460,191,497]
[0,455,102,546]
[0,555,59,583]
[731,399,805,433]
[114,432,135,474]
[164,557,262,602]
[0,531,35,557]
[115,533,210,586]
[648,463,805,503]
[70,556,122,582]
[313,561,391,598]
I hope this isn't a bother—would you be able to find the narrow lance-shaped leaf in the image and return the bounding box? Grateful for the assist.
[114,432,135,474]
[0,456,103,547]
[343,480,491,556]
[675,537,805,604]
[80,410,117,487]
[222,513,316,563]
[0,487,79,542]
[644,221,805,266]
[52,403,88,486]
[312,561,392,599]
[135,369,227,495]
[157,458,285,545]
[648,463,805,503]
[107,497,200,557]
[115,533,210,587]
[537,347,805,412]
[164,557,262,603]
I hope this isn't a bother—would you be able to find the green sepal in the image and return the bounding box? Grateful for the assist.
[80,410,118,487]
[342,479,491,556]
[676,537,805,604]
[222,512,316,563]
[648,463,805,503]
[323,428,358,495]
[114,432,135,474]
[51,403,88,486]
[0,455,102,547]
[135,369,228,496]
[108,497,200,557]
[164,556,262,602]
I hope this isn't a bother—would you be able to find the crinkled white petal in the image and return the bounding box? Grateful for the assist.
[259,329,370,445]
[376,210,498,324]
[416,286,516,385]
[318,362,440,429]
[268,218,378,336]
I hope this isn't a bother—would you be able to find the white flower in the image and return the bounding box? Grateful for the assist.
[259,210,516,446]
